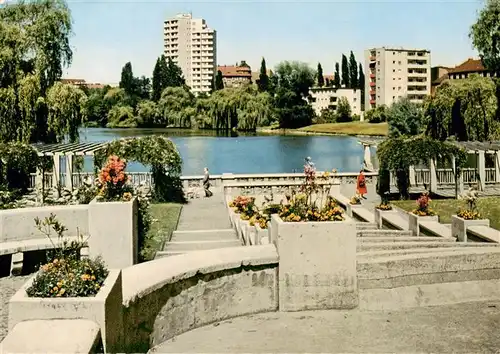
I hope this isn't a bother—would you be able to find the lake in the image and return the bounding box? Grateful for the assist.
[80,128,375,175]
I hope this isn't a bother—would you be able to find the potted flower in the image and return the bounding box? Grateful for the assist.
[270,162,357,312]
[88,155,144,268]
[452,188,489,241]
[408,192,438,236]
[9,215,123,353]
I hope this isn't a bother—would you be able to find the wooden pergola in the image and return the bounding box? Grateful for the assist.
[31,142,109,192]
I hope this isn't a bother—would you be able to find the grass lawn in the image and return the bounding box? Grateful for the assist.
[393,197,500,230]
[142,203,183,261]
[298,122,388,136]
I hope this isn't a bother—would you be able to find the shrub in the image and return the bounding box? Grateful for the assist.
[26,214,109,298]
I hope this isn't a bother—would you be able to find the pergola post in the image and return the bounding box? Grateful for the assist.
[52,153,61,196]
[451,155,464,197]
[429,159,437,193]
[478,151,486,191]
[495,151,500,184]
[65,154,73,191]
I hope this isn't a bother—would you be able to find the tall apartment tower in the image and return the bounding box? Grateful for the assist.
[364,47,431,110]
[164,13,217,95]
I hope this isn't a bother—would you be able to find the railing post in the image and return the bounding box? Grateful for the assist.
[495,151,500,184]
[429,159,437,193]
[478,151,486,191]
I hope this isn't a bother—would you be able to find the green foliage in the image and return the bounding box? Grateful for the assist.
[424,74,498,141]
[94,135,183,203]
[334,63,341,88]
[316,109,337,123]
[157,86,197,128]
[214,70,224,90]
[273,61,316,128]
[0,142,41,191]
[120,62,135,97]
[136,100,159,127]
[0,0,83,144]
[387,97,424,138]
[336,97,352,122]
[349,51,358,89]
[377,136,467,198]
[106,105,136,128]
[165,57,185,88]
[317,63,324,87]
[341,54,349,88]
[258,57,269,92]
[366,104,387,123]
[358,63,365,109]
[151,55,168,102]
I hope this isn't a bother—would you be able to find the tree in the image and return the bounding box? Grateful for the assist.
[358,63,365,108]
[273,61,316,128]
[341,54,349,88]
[119,62,135,96]
[134,76,150,100]
[386,97,424,138]
[136,100,159,127]
[0,0,82,144]
[349,51,358,89]
[106,105,136,128]
[214,70,224,90]
[151,55,168,102]
[365,105,387,123]
[258,58,269,92]
[336,97,352,122]
[470,0,500,121]
[165,58,185,88]
[317,63,324,87]
[157,87,197,128]
[424,74,498,141]
[333,63,341,88]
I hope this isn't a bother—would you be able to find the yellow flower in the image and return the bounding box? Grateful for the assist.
[123,192,132,201]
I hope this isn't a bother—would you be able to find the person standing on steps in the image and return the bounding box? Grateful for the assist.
[203,167,213,197]
[357,169,367,199]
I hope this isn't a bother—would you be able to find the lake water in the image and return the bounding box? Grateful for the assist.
[80,128,375,175]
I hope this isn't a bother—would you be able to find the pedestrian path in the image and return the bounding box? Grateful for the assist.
[157,187,240,257]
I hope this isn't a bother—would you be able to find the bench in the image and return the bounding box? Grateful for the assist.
[0,236,88,275]
[381,213,408,230]
[419,220,452,239]
[467,225,500,243]
[0,319,103,354]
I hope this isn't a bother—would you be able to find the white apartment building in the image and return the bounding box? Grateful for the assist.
[164,13,217,95]
[364,47,431,110]
[309,88,362,116]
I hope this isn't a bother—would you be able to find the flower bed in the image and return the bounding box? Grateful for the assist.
[452,188,490,241]
[412,192,435,216]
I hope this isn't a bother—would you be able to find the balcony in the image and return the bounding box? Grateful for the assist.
[369,56,376,61]
[369,90,376,95]
[369,73,375,79]
[370,99,376,104]
[369,82,376,87]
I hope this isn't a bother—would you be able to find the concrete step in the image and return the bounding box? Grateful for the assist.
[164,239,243,252]
[155,250,189,258]
[357,241,465,251]
[356,222,378,230]
[357,244,500,258]
[170,229,237,242]
[357,236,455,243]
[357,230,413,238]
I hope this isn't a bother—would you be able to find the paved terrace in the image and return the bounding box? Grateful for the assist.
[152,302,500,353]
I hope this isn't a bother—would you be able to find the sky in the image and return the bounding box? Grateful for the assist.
[62,0,483,84]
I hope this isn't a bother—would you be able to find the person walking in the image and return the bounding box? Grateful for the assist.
[203,167,213,197]
[357,169,367,199]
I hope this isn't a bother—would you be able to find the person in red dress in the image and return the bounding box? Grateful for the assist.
[357,169,367,199]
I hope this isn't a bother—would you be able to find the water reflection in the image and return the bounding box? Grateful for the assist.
[80,128,372,175]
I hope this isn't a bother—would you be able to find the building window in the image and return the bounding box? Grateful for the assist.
[398,61,401,64]
[393,61,395,64]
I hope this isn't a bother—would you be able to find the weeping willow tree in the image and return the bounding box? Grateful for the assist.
[199,85,274,131]
[157,86,198,128]
[424,74,499,141]
[0,0,86,144]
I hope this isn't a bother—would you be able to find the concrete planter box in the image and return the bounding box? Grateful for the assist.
[9,269,123,353]
[270,214,357,312]
[408,213,439,236]
[451,215,490,242]
[228,207,238,227]
[88,198,138,269]
[240,219,251,245]
[346,202,362,218]
[255,223,269,245]
[374,208,397,229]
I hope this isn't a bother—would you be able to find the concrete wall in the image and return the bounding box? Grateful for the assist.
[120,245,279,352]
[0,205,89,243]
